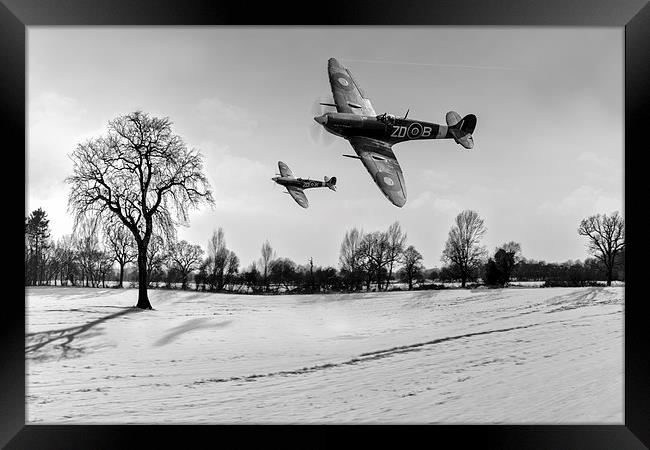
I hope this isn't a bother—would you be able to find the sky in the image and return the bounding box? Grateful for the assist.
[26,27,623,269]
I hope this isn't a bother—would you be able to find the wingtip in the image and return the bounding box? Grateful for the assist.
[328,57,342,69]
[388,188,407,207]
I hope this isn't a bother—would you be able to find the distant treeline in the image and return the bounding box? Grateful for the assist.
[25,207,624,293]
[429,255,624,288]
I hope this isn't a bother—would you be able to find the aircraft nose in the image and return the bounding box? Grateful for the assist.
[314,114,328,125]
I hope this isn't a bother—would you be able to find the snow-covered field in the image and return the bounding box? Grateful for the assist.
[25,286,623,424]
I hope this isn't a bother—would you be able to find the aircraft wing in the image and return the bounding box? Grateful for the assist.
[286,185,309,208]
[278,161,294,178]
[349,137,407,207]
[328,58,376,116]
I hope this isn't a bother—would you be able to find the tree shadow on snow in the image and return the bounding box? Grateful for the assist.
[26,307,143,360]
[153,318,232,346]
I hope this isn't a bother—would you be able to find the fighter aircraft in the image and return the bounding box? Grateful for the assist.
[313,58,477,207]
[272,161,337,208]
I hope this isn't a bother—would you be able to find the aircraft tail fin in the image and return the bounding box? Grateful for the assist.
[446,111,476,149]
[324,176,337,191]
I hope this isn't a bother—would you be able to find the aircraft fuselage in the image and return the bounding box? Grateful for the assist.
[315,112,454,145]
[272,177,329,190]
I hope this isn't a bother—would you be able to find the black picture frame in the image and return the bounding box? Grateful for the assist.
[4,0,648,448]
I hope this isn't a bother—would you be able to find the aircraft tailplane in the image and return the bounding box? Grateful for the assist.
[324,176,337,191]
[446,111,476,149]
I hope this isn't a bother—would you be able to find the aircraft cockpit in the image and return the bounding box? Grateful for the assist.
[376,113,396,124]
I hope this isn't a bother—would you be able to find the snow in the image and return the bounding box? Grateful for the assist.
[26,286,623,424]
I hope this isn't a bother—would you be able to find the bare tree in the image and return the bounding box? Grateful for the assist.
[53,236,75,286]
[74,222,102,287]
[401,245,424,290]
[146,235,167,287]
[170,240,204,290]
[357,231,390,291]
[223,250,240,290]
[384,221,407,290]
[260,240,276,292]
[104,219,137,288]
[578,211,625,286]
[441,210,487,288]
[57,235,78,285]
[97,251,115,288]
[242,262,261,293]
[41,241,56,286]
[206,228,230,290]
[66,111,214,309]
[270,258,297,292]
[339,228,365,290]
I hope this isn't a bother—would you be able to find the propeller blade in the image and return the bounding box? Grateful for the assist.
[309,121,337,147]
[322,128,336,146]
[309,96,337,147]
[310,98,322,118]
[309,121,322,143]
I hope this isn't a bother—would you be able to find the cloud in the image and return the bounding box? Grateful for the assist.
[193,97,257,138]
[577,151,617,170]
[537,185,622,216]
[30,92,87,126]
[196,140,276,215]
[28,92,95,201]
[420,169,453,191]
[576,151,623,186]
[406,191,461,214]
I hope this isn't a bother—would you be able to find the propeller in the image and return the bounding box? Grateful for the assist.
[309,96,337,146]
[271,177,283,193]
[271,172,282,190]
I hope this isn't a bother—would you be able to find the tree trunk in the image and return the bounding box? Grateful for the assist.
[606,265,612,287]
[35,239,40,286]
[263,269,268,293]
[386,262,394,291]
[136,247,152,309]
[119,263,125,288]
[461,273,467,288]
[217,270,224,291]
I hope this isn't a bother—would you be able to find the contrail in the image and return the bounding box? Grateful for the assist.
[340,58,530,71]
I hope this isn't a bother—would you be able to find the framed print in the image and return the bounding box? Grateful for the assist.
[4,0,649,447]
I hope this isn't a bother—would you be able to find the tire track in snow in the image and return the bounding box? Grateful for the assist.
[189,320,568,386]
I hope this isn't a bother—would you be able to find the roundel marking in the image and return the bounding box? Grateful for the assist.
[375,171,401,192]
[332,72,354,91]
[407,123,423,139]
